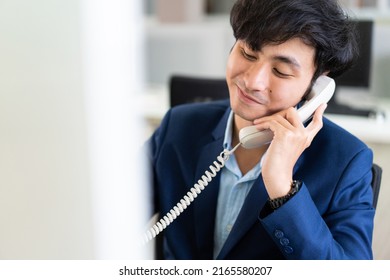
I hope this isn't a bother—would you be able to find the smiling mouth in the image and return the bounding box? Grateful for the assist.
[239,88,260,103]
[235,81,269,105]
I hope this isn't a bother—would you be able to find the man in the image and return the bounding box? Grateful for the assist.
[145,0,374,259]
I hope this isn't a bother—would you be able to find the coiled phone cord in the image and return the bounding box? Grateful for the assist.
[142,142,241,244]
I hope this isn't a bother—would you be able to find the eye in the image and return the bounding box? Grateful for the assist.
[240,48,257,61]
[273,68,292,78]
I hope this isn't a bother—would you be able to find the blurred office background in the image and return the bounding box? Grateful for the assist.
[0,0,389,260]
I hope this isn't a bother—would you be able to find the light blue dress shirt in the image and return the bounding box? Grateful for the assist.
[213,111,262,258]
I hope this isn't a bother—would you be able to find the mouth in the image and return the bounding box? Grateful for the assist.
[235,81,269,105]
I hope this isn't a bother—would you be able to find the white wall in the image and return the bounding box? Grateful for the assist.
[0,0,148,259]
[145,16,234,85]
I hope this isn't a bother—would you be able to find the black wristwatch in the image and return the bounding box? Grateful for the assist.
[268,180,302,210]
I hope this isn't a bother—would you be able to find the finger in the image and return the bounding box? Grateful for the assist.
[254,107,304,132]
[304,104,327,145]
[253,107,293,125]
[253,113,294,132]
[315,103,328,118]
[307,103,327,132]
[285,107,306,129]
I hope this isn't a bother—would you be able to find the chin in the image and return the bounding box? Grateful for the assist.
[231,107,261,126]
[231,102,265,122]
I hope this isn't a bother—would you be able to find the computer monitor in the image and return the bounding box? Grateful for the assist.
[326,19,375,117]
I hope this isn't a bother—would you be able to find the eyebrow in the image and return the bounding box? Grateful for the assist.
[272,55,301,70]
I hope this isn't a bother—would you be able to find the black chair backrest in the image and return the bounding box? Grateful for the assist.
[371,163,382,209]
[169,75,229,107]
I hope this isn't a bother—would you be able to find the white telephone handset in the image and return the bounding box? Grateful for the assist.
[239,76,335,149]
[142,76,335,244]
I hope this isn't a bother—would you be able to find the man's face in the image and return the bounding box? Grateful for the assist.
[226,38,316,124]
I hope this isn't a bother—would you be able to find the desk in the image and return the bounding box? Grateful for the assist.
[139,84,390,144]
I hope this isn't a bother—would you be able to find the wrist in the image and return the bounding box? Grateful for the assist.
[265,178,292,199]
[268,180,302,210]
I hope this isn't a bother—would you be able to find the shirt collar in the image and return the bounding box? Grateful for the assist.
[223,110,234,150]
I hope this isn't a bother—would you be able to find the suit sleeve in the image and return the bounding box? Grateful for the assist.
[259,148,375,259]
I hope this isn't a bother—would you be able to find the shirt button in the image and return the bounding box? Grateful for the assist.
[226,224,233,232]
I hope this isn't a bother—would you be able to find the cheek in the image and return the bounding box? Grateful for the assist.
[226,55,240,81]
[266,82,307,112]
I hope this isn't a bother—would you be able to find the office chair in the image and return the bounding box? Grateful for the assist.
[371,163,382,209]
[169,75,229,107]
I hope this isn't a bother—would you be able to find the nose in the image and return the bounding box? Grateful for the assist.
[243,63,271,94]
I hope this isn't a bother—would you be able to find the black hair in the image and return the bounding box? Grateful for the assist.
[230,0,359,83]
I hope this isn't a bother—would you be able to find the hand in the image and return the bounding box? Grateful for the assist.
[253,104,327,199]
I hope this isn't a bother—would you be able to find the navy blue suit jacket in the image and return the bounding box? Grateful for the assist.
[146,100,374,259]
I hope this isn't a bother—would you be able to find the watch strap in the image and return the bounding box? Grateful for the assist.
[268,180,302,210]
